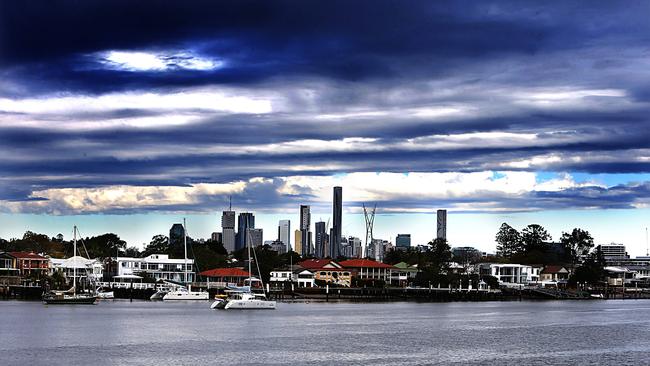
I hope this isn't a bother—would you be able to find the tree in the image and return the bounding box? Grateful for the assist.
[124,246,141,257]
[560,228,594,266]
[495,223,522,258]
[83,233,126,259]
[521,224,551,253]
[143,235,169,256]
[569,247,605,286]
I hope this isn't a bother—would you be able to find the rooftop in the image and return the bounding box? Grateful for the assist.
[339,259,395,269]
[8,252,48,260]
[199,268,250,278]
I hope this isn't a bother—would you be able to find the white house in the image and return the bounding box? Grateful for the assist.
[477,263,540,287]
[115,254,195,283]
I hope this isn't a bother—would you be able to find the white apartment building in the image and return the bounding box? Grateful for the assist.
[115,254,195,283]
[478,263,540,286]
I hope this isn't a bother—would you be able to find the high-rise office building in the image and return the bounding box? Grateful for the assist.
[396,234,411,250]
[294,229,302,255]
[315,221,328,258]
[331,186,342,259]
[248,228,263,247]
[278,219,291,251]
[348,236,362,258]
[169,223,185,250]
[299,205,311,257]
[237,212,255,251]
[437,209,447,241]
[221,210,236,253]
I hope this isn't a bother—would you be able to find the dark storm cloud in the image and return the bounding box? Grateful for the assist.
[2,1,650,213]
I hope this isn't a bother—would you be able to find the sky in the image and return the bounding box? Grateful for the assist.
[1,1,649,254]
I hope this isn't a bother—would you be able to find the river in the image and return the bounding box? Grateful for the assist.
[1,299,649,365]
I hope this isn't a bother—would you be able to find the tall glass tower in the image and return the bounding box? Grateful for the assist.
[331,186,342,258]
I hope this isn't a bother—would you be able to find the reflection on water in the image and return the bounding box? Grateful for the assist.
[2,300,650,365]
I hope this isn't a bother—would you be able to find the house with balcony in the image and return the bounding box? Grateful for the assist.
[298,259,352,287]
[339,258,395,285]
[8,252,49,278]
[113,254,195,283]
[0,252,20,285]
[539,265,570,283]
[391,262,420,287]
[477,263,540,287]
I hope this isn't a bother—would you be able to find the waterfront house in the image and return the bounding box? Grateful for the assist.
[391,262,419,287]
[339,258,395,284]
[299,259,352,287]
[50,256,103,284]
[199,267,251,287]
[294,268,316,288]
[0,252,20,286]
[8,252,49,278]
[540,265,570,282]
[477,263,540,287]
[113,254,195,283]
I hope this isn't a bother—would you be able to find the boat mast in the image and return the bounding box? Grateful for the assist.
[183,218,188,285]
[247,229,252,288]
[73,225,77,297]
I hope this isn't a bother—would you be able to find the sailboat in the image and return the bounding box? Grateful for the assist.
[210,231,276,310]
[43,226,97,305]
[163,219,209,300]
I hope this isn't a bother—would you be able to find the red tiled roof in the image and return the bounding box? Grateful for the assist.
[199,268,250,277]
[298,259,339,270]
[9,252,48,260]
[541,265,568,274]
[339,259,395,269]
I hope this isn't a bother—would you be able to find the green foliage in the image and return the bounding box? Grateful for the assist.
[81,233,126,259]
[560,228,594,265]
[569,248,606,286]
[143,235,169,257]
[495,223,523,258]
[521,224,552,252]
[383,247,427,266]
[191,244,228,274]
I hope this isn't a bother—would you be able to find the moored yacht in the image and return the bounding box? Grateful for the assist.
[162,219,209,301]
[43,226,97,305]
[211,235,276,310]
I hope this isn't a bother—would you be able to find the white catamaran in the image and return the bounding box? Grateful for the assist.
[163,218,209,301]
[43,226,97,305]
[211,232,275,310]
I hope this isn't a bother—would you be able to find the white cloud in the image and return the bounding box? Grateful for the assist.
[99,50,223,72]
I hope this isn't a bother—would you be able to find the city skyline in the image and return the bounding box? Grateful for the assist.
[1,2,650,256]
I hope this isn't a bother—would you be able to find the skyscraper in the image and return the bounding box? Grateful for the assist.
[299,205,311,257]
[437,209,447,241]
[294,229,302,255]
[396,234,411,250]
[315,221,328,258]
[237,212,255,251]
[331,186,342,258]
[278,219,291,251]
[169,223,185,250]
[221,210,236,253]
[248,228,263,247]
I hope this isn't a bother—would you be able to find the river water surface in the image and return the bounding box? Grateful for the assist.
[2,299,649,365]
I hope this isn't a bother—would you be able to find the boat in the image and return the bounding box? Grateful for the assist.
[96,288,114,299]
[163,219,209,301]
[211,234,276,310]
[43,226,97,305]
[150,289,168,300]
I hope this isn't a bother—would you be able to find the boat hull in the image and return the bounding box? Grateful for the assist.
[162,291,209,300]
[43,296,97,305]
[224,299,276,310]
